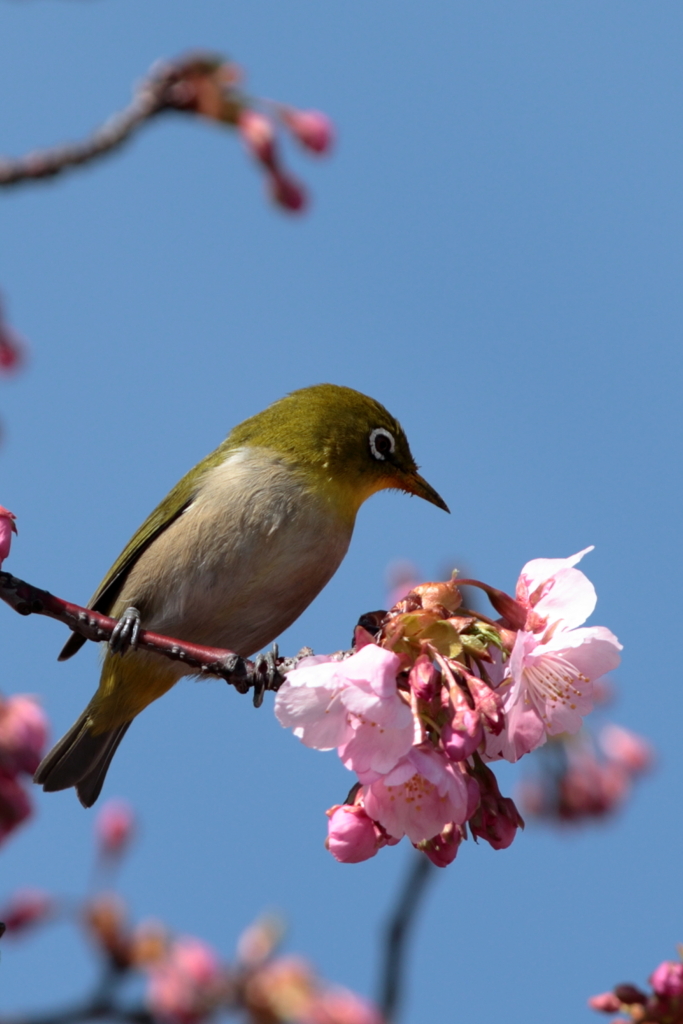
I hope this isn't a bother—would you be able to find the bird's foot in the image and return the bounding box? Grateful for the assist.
[109,606,142,655]
[250,644,280,708]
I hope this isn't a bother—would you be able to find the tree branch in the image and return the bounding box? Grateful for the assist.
[378,852,436,1022]
[0,52,243,187]
[0,570,313,703]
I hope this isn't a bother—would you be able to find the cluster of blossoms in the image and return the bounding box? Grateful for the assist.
[590,952,683,1023]
[275,548,622,866]
[519,718,652,824]
[0,799,383,1024]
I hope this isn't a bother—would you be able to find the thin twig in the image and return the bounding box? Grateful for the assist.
[0,53,240,187]
[0,570,313,699]
[378,852,436,1022]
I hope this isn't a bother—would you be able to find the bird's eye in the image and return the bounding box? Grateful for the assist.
[369,427,396,460]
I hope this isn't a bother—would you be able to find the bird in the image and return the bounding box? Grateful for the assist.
[34,384,448,807]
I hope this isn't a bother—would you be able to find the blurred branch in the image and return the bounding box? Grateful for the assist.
[0,53,243,186]
[378,852,436,1022]
[0,570,315,704]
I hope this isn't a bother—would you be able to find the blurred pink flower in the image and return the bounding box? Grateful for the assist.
[0,695,48,776]
[588,992,622,1013]
[95,799,136,858]
[238,109,276,164]
[0,506,17,567]
[650,960,683,998]
[280,109,334,155]
[275,646,413,777]
[362,746,469,844]
[0,888,55,935]
[600,724,653,775]
[268,169,308,212]
[146,936,224,1023]
[304,987,384,1024]
[326,804,383,864]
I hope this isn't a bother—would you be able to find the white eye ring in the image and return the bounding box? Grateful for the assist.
[369,427,396,461]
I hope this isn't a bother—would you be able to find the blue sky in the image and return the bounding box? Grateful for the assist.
[1,2,682,1021]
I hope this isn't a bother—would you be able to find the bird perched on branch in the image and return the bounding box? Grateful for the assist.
[35,384,448,806]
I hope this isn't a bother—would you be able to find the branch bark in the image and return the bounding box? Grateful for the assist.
[0,570,313,703]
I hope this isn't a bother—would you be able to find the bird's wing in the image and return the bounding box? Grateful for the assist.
[58,444,229,661]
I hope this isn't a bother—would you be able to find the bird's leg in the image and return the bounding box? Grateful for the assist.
[250,643,280,708]
[109,606,142,655]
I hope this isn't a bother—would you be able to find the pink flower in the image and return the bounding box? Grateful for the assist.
[275,646,413,778]
[146,936,224,1023]
[0,506,17,567]
[488,549,622,762]
[650,960,683,998]
[0,695,48,775]
[95,799,136,858]
[0,888,55,935]
[326,804,383,864]
[280,109,334,155]
[304,987,383,1024]
[600,724,653,775]
[362,746,469,844]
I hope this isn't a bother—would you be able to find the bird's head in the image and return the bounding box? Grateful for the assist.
[228,384,449,520]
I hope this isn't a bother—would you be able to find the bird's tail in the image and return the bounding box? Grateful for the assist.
[34,711,131,808]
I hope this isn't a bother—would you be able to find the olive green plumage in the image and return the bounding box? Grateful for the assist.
[35,384,448,807]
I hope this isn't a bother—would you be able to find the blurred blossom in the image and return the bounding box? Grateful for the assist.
[0,694,48,775]
[0,769,32,842]
[95,798,136,859]
[590,949,683,1022]
[0,888,55,935]
[0,505,17,567]
[304,987,384,1024]
[146,936,226,1024]
[279,108,334,154]
[83,893,131,967]
[0,307,25,375]
[131,920,169,968]
[244,955,317,1022]
[599,724,653,774]
[236,914,285,967]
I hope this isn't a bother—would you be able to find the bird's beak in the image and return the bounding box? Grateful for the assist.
[402,471,450,513]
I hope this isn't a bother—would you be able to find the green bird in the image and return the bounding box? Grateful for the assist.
[35,384,448,807]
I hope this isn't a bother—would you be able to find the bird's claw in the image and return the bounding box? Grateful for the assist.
[250,644,280,708]
[109,606,142,655]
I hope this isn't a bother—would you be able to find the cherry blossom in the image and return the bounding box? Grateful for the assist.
[0,505,17,567]
[0,695,48,776]
[274,645,413,777]
[326,804,385,864]
[95,799,136,858]
[146,936,225,1024]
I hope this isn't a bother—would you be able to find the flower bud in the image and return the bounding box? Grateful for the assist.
[416,823,462,867]
[95,799,136,858]
[612,984,647,1005]
[587,992,621,1013]
[0,506,17,568]
[326,804,382,864]
[238,110,276,165]
[465,675,504,735]
[280,109,334,154]
[469,762,524,850]
[441,714,483,762]
[237,915,285,967]
[650,961,683,998]
[0,695,47,776]
[0,770,31,843]
[408,655,438,701]
[268,170,307,213]
[0,888,54,935]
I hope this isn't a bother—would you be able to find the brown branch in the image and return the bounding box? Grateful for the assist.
[378,852,436,1022]
[0,52,243,187]
[0,570,313,703]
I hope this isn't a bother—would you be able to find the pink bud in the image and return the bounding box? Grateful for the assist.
[0,330,24,374]
[268,170,308,213]
[280,109,334,154]
[0,696,48,776]
[465,674,504,735]
[326,804,382,864]
[238,110,276,165]
[408,655,438,701]
[0,506,17,567]
[442,715,483,762]
[0,888,54,935]
[417,823,462,867]
[650,961,683,998]
[469,762,524,850]
[588,992,621,1013]
[306,987,384,1024]
[96,799,136,858]
[600,724,653,775]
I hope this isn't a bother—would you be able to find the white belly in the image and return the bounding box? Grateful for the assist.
[113,448,354,657]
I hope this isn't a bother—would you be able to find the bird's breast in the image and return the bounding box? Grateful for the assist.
[113,447,354,657]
